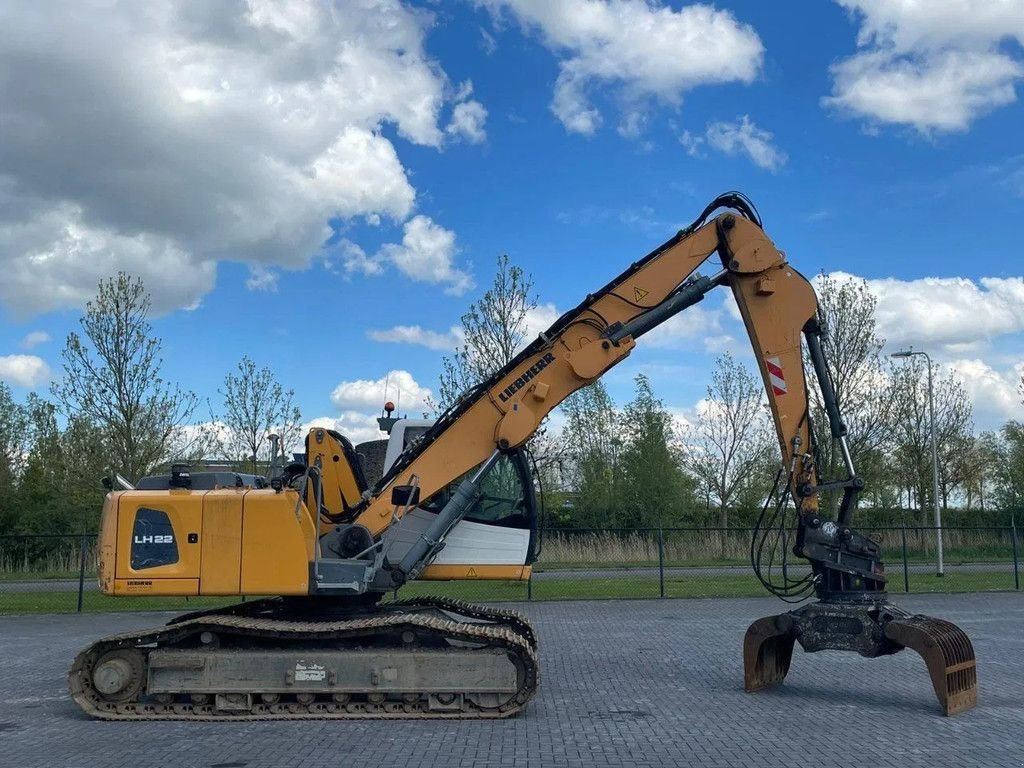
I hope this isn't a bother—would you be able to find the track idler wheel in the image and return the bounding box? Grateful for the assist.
[742,602,978,716]
[883,616,977,716]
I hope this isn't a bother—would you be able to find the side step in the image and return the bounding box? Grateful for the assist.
[743,601,977,716]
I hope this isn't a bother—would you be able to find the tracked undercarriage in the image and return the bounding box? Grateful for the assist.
[69,597,538,720]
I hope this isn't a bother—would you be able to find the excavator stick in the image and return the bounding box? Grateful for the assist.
[743,602,977,716]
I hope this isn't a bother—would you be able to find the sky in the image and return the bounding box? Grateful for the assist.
[0,0,1022,445]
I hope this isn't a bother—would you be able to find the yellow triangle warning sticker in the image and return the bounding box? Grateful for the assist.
[634,286,649,302]
[467,567,477,578]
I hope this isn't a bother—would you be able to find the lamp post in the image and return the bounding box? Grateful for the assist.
[890,349,944,577]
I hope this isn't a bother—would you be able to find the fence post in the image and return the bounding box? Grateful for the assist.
[900,522,910,594]
[657,528,665,598]
[77,532,87,613]
[1012,521,1020,592]
[527,569,533,601]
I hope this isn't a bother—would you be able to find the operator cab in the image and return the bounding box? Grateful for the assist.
[362,414,541,570]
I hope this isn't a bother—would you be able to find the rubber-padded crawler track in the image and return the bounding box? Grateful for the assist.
[69,601,538,721]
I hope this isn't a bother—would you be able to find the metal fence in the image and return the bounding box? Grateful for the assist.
[0,525,1020,614]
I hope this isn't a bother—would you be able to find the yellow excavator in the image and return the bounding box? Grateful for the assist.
[69,193,977,720]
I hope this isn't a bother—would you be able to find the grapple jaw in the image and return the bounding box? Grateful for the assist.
[743,601,977,716]
[883,615,978,716]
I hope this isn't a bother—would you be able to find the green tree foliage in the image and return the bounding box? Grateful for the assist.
[558,381,620,527]
[437,254,536,410]
[810,274,895,498]
[7,396,108,534]
[889,357,974,516]
[54,273,201,480]
[0,384,31,532]
[616,375,696,528]
[681,353,772,529]
[217,355,302,473]
[990,422,1024,515]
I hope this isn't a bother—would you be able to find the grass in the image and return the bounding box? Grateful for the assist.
[1,570,1018,615]
[0,592,243,615]
[538,529,1020,570]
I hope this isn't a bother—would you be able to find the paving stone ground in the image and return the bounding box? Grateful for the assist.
[0,594,1021,768]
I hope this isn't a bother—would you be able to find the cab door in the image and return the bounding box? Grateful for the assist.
[113,491,204,595]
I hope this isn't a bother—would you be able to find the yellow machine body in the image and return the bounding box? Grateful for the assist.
[97,488,531,598]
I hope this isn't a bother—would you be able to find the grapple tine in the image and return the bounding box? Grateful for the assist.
[743,614,796,692]
[884,616,978,716]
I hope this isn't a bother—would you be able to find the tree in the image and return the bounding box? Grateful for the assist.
[962,432,1000,511]
[217,356,302,473]
[15,396,66,534]
[437,254,536,410]
[991,422,1024,516]
[810,274,895,495]
[617,375,695,529]
[559,381,621,527]
[54,273,201,480]
[60,416,110,527]
[889,358,973,517]
[682,353,772,530]
[0,384,31,532]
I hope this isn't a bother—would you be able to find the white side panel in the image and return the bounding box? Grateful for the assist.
[383,420,435,473]
[382,508,530,565]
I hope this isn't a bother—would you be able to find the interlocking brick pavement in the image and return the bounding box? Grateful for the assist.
[0,594,1020,768]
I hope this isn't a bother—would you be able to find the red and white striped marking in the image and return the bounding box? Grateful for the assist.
[766,356,787,396]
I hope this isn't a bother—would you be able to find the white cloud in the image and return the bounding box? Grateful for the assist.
[704,115,787,171]
[0,0,475,316]
[946,358,1023,428]
[480,27,498,56]
[642,305,723,348]
[20,331,50,350]
[480,1,764,136]
[825,0,1024,133]
[245,266,278,292]
[446,80,488,144]
[365,302,558,354]
[300,413,387,448]
[523,303,562,343]
[379,216,473,295]
[821,273,1024,351]
[0,354,52,387]
[367,325,463,351]
[447,100,489,144]
[330,370,433,415]
[679,129,703,156]
[338,240,384,277]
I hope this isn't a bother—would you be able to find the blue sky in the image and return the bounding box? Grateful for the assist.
[0,0,1022,442]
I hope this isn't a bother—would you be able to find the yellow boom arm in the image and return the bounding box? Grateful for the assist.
[351,194,824,538]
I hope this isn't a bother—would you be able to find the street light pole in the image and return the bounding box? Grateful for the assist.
[891,349,944,576]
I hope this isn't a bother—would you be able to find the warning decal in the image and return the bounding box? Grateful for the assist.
[766,356,787,396]
[634,286,649,302]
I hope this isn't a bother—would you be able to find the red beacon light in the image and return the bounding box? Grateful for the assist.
[384,401,395,415]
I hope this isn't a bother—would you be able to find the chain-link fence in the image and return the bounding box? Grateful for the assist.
[1,525,1020,614]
